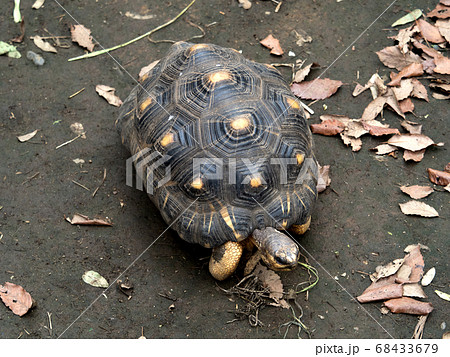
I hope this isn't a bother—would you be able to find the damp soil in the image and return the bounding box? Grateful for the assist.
[0,0,448,339]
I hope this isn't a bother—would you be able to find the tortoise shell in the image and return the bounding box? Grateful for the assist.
[116,42,318,248]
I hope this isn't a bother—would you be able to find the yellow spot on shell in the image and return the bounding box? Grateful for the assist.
[191,177,203,190]
[189,44,209,53]
[219,207,241,240]
[160,133,174,147]
[296,153,305,165]
[209,71,231,83]
[231,116,251,130]
[287,97,300,109]
[139,97,152,113]
[250,176,262,188]
[282,220,288,228]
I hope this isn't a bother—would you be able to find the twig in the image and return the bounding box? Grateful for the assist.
[68,0,197,61]
[55,134,81,149]
[92,168,107,197]
[412,315,428,339]
[22,172,40,185]
[68,88,85,99]
[148,19,205,44]
[72,180,90,191]
[274,1,283,13]
[47,312,53,337]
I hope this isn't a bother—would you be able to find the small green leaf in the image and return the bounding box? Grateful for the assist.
[13,0,22,23]
[82,270,109,288]
[392,9,422,27]
[435,290,450,302]
[0,41,21,58]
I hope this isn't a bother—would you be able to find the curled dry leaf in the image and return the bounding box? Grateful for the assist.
[96,85,123,107]
[71,24,95,52]
[399,98,415,113]
[33,35,57,53]
[371,144,397,155]
[430,82,450,93]
[260,34,283,56]
[376,46,422,71]
[293,63,313,83]
[435,19,450,42]
[317,164,331,193]
[427,168,450,186]
[139,60,159,80]
[421,267,436,286]
[340,133,362,152]
[391,78,414,100]
[433,55,450,75]
[403,283,427,298]
[390,26,420,54]
[67,213,113,226]
[70,122,86,138]
[362,121,400,136]
[291,78,343,100]
[0,282,34,316]
[403,149,425,162]
[254,263,289,308]
[400,185,433,199]
[411,78,429,101]
[399,200,439,218]
[373,258,404,281]
[310,119,345,136]
[383,297,433,315]
[416,19,445,43]
[352,82,370,97]
[82,271,109,288]
[357,283,403,303]
[401,120,422,134]
[427,4,450,19]
[388,63,423,86]
[17,129,38,142]
[387,134,440,152]
[432,92,450,99]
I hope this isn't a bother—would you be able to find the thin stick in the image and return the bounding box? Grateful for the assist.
[22,172,40,185]
[72,180,90,191]
[30,36,69,40]
[92,168,107,197]
[47,312,53,336]
[56,134,81,149]
[68,87,85,99]
[68,0,197,62]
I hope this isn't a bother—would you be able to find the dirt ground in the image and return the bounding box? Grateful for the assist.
[0,0,448,339]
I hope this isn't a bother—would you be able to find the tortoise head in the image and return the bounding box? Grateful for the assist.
[252,227,300,271]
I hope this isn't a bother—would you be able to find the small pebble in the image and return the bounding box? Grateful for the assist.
[27,51,44,66]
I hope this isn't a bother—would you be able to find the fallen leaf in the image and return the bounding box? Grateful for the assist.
[96,84,123,107]
[385,88,406,118]
[373,258,404,281]
[421,267,436,286]
[400,185,433,199]
[399,201,439,217]
[371,144,397,155]
[445,184,450,192]
[70,122,86,138]
[401,120,422,134]
[352,82,370,97]
[67,213,113,226]
[260,34,283,56]
[357,283,403,303]
[403,149,425,162]
[11,18,25,43]
[403,283,427,298]
[396,265,412,282]
[311,119,345,136]
[238,0,252,10]
[345,120,368,138]
[254,263,289,308]
[445,163,450,172]
[432,92,450,99]
[427,3,450,19]
[376,46,422,71]
[427,168,450,186]
[340,133,362,151]
[82,271,109,288]
[441,0,450,5]
[430,82,450,93]
[0,282,34,316]
[411,78,429,101]
[291,79,343,100]
[389,26,420,54]
[293,63,313,83]
[73,158,85,165]
[383,297,433,315]
[32,0,45,10]
[416,19,445,43]
[0,41,21,58]
[391,78,414,100]
[71,24,95,52]
[291,29,312,47]
[124,11,156,20]
[387,134,439,151]
[32,35,57,53]
[392,9,423,27]
[139,60,159,80]
[388,63,423,86]
[435,19,450,42]
[435,290,450,301]
[17,129,38,142]
[360,96,387,121]
[362,121,400,136]
[317,164,331,193]
[399,98,415,113]
[433,55,450,75]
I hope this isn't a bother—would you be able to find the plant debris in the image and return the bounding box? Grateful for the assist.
[399,201,439,217]
[96,85,123,107]
[400,185,434,199]
[32,35,57,53]
[0,282,34,316]
[383,297,433,315]
[17,129,38,142]
[238,0,252,10]
[124,11,156,20]
[260,34,284,56]
[391,9,423,27]
[82,271,109,288]
[316,164,331,193]
[427,167,450,186]
[71,24,95,52]
[421,268,436,286]
[291,78,343,100]
[386,134,443,152]
[435,290,450,301]
[70,122,86,138]
[66,213,112,226]
[0,41,21,58]
[32,0,45,10]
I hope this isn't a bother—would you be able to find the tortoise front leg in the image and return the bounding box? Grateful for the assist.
[209,241,244,280]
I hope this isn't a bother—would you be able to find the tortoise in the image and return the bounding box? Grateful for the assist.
[116,42,318,280]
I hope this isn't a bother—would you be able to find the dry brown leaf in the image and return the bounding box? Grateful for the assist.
[32,35,57,53]
[293,63,312,83]
[399,200,439,217]
[96,84,123,107]
[385,88,406,118]
[441,0,450,5]
[389,26,420,54]
[139,60,159,80]
[410,78,429,101]
[403,149,426,162]
[317,164,331,193]
[17,129,38,142]
[371,144,397,155]
[432,92,450,99]
[71,24,95,52]
[11,18,25,43]
[360,96,387,121]
[400,185,433,199]
[340,133,362,151]
[260,34,284,56]
[392,78,414,100]
[427,3,450,19]
[362,122,400,136]
[253,263,289,308]
[436,19,450,42]
[383,297,433,315]
[416,19,445,43]
[387,134,438,151]
[433,55,450,75]
[373,258,405,281]
[445,163,450,172]
[357,283,403,303]
[403,283,427,298]
[320,114,351,124]
[70,122,86,138]
[427,168,450,186]
[388,63,424,86]
[0,282,34,316]
[376,46,422,71]
[32,0,46,10]
[291,78,343,100]
[430,82,450,93]
[352,82,370,97]
[421,267,436,287]
[345,120,368,138]
[401,120,422,134]
[310,119,345,136]
[67,213,113,226]
[398,98,415,113]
